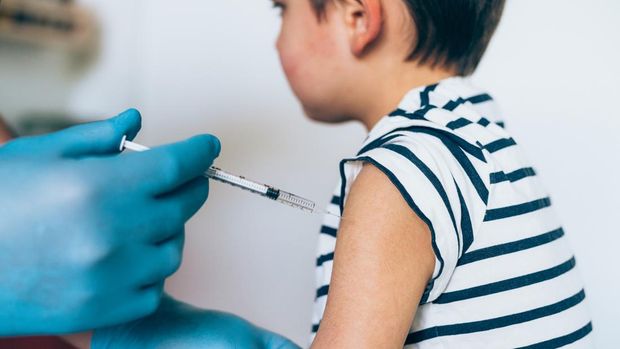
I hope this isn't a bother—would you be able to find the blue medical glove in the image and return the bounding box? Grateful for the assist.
[0,109,221,336]
[92,294,300,349]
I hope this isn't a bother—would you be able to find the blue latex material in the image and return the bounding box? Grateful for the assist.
[0,110,220,335]
[92,294,301,349]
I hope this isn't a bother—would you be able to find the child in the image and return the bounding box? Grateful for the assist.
[271,0,593,347]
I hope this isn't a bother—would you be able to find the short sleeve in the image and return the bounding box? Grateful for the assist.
[339,131,490,303]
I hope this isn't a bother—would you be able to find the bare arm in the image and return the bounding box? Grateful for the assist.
[0,114,16,143]
[62,333,91,349]
[311,163,436,349]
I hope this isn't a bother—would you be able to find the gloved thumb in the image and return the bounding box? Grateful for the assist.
[46,109,142,158]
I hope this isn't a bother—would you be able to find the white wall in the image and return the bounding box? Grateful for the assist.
[1,0,618,346]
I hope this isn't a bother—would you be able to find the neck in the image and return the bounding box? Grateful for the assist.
[350,63,455,131]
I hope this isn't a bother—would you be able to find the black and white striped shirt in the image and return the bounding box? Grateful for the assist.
[311,77,593,348]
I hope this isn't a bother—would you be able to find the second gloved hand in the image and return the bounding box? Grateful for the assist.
[92,294,301,349]
[0,110,220,336]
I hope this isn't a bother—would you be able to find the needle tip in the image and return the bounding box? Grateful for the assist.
[313,209,341,219]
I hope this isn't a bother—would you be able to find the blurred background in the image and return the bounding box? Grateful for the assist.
[0,0,618,346]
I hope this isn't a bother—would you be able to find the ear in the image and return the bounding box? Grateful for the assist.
[341,0,383,56]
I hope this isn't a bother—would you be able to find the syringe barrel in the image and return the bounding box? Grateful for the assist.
[205,167,317,213]
[276,190,317,213]
[205,167,270,197]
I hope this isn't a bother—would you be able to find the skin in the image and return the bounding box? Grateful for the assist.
[63,333,91,348]
[313,164,436,348]
[274,0,454,129]
[273,0,449,347]
[0,115,15,143]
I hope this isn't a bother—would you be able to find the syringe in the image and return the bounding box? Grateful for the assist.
[119,136,336,216]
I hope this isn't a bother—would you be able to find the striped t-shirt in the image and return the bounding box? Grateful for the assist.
[311,77,593,348]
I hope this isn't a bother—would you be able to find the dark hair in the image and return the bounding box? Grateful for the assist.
[310,0,506,76]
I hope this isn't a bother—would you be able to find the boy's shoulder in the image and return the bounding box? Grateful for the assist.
[354,77,520,182]
[339,77,527,249]
[364,77,510,156]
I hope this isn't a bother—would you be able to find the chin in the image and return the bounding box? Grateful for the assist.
[302,105,352,124]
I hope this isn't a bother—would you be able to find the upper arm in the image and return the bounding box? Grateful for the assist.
[311,163,436,349]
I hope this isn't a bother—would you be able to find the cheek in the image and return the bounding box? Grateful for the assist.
[276,36,300,83]
[275,12,351,122]
[277,23,338,97]
[277,24,314,87]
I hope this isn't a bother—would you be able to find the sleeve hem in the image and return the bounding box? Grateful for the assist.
[339,155,455,304]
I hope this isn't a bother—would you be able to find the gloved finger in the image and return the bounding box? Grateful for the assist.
[111,177,205,245]
[137,281,165,316]
[104,282,165,331]
[134,177,208,244]
[48,109,142,158]
[154,176,210,228]
[117,134,220,195]
[138,232,185,287]
[85,282,165,340]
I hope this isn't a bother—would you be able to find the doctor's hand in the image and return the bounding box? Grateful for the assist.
[92,294,300,349]
[0,110,220,336]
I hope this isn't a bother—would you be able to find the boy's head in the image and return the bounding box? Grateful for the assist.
[273,0,505,125]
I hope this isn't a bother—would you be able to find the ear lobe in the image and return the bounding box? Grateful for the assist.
[349,0,383,56]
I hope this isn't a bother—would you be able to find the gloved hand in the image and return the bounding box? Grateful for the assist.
[0,109,220,336]
[92,294,301,349]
